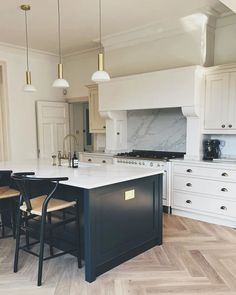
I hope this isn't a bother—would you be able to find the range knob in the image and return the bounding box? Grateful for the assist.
[150,162,153,167]
[139,162,141,165]
[142,162,145,165]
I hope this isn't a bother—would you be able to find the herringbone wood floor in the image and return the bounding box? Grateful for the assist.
[1,215,236,295]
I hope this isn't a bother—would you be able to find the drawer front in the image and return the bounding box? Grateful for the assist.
[173,191,236,218]
[173,164,236,180]
[174,175,236,199]
[81,155,113,164]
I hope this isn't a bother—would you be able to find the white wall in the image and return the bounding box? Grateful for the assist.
[214,14,236,65]
[0,44,64,160]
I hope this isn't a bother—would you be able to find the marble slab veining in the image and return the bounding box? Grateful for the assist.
[127,108,186,152]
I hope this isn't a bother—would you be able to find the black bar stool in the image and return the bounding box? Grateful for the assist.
[12,172,82,286]
[0,170,20,239]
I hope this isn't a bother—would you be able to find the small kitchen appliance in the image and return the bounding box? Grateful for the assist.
[203,139,221,160]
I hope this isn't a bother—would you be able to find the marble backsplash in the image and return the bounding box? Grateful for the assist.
[127,108,187,152]
[211,135,236,158]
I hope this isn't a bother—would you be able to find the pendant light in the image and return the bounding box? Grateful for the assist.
[91,0,110,83]
[21,5,36,92]
[52,0,69,88]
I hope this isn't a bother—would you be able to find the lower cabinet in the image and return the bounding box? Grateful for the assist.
[172,161,236,228]
[79,152,114,164]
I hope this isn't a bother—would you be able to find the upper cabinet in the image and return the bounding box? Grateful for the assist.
[204,65,236,133]
[87,84,106,133]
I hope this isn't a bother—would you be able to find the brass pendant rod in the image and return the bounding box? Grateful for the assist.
[57,0,62,64]
[24,9,29,72]
[99,0,103,53]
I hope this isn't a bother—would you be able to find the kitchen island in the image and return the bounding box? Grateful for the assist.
[0,160,164,282]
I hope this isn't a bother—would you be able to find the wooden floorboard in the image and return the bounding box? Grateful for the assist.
[1,214,236,294]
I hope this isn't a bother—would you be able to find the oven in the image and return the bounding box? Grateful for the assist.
[113,157,172,213]
[113,150,185,214]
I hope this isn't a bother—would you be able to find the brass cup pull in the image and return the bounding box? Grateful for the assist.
[220,206,227,211]
[221,188,228,192]
[186,200,192,204]
[221,172,228,177]
[222,124,225,128]
[186,169,192,173]
[186,183,192,187]
[88,159,92,162]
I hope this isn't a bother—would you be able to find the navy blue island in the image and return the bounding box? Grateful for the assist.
[0,160,164,282]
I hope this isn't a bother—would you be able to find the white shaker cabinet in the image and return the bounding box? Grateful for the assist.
[204,68,236,133]
[172,160,236,228]
[87,85,106,133]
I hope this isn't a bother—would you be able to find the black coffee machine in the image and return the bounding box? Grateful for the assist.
[203,139,221,160]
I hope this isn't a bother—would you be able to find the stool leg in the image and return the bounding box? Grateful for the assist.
[11,200,16,239]
[75,200,82,269]
[14,209,22,273]
[37,211,46,286]
[24,212,30,249]
[1,212,5,238]
[48,213,54,256]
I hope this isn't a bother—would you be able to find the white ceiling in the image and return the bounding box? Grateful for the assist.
[0,0,230,55]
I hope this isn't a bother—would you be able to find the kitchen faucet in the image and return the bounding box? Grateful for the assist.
[62,134,79,159]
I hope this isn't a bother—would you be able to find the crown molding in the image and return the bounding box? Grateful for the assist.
[63,46,99,59]
[0,41,57,57]
[100,12,216,51]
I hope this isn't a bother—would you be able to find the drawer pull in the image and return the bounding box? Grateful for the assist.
[186,200,192,204]
[186,183,192,187]
[88,159,92,162]
[221,188,228,192]
[229,124,232,128]
[221,172,228,177]
[102,160,106,163]
[222,124,225,128]
[186,169,192,173]
[220,206,227,211]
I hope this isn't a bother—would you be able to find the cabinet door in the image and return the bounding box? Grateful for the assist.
[88,86,106,133]
[228,72,236,130]
[204,73,229,130]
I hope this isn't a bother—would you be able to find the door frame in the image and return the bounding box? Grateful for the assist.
[0,61,10,160]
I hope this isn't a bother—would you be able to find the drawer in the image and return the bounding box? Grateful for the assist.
[174,175,236,199]
[173,191,236,218]
[80,155,113,164]
[173,164,236,180]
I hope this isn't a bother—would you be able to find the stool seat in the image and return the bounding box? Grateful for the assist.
[0,186,19,200]
[20,195,76,216]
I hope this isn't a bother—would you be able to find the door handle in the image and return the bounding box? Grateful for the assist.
[186,183,192,187]
[186,200,192,204]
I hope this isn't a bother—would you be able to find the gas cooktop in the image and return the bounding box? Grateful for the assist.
[115,150,185,161]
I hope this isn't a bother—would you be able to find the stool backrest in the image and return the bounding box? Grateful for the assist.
[11,172,68,212]
[0,170,13,187]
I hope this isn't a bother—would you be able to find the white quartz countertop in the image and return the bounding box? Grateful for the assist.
[0,160,164,189]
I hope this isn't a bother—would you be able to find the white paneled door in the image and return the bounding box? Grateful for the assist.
[36,101,69,158]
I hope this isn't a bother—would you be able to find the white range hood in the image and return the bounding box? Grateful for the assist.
[98,66,205,160]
